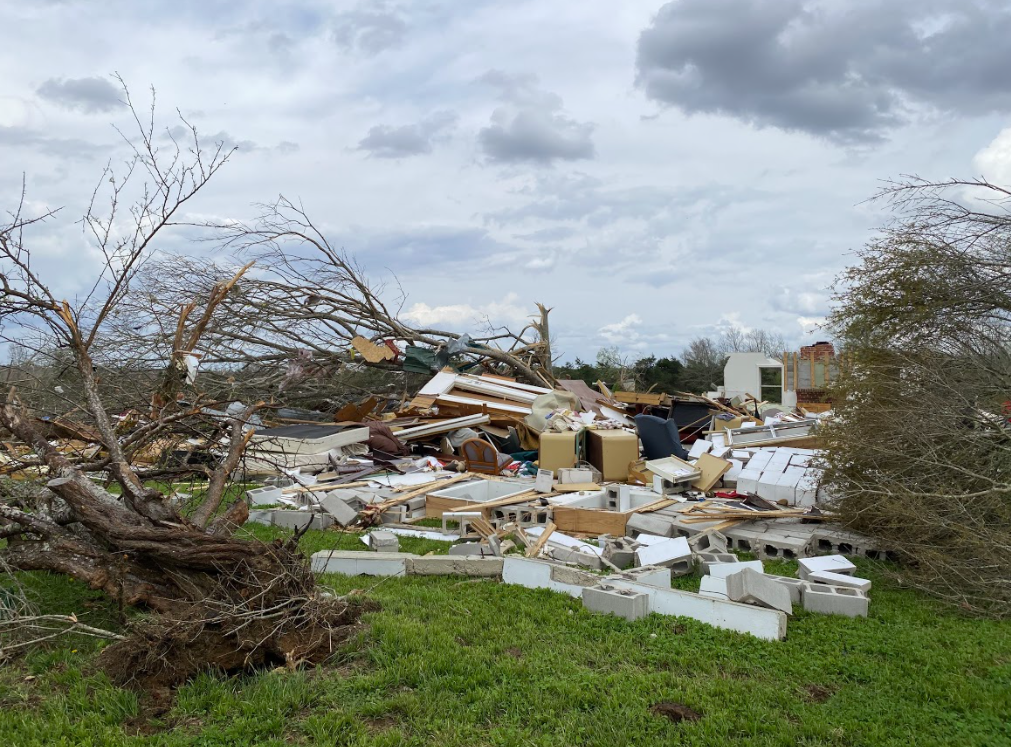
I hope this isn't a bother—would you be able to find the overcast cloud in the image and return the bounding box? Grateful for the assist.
[1,0,1010,362]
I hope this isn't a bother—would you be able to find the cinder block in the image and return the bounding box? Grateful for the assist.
[688,531,728,554]
[698,575,729,600]
[735,469,762,495]
[798,554,856,580]
[547,546,604,569]
[406,556,503,577]
[768,576,810,605]
[501,557,599,598]
[724,568,792,614]
[802,584,869,618]
[246,509,273,526]
[272,509,333,531]
[582,585,650,621]
[625,513,675,538]
[708,560,765,579]
[246,486,283,507]
[695,552,739,573]
[809,570,871,592]
[604,565,671,589]
[319,494,359,526]
[755,532,812,560]
[633,537,693,575]
[310,550,413,577]
[367,530,400,552]
[601,537,640,569]
[606,578,788,641]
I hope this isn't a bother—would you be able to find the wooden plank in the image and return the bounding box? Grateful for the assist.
[525,521,557,557]
[692,452,733,492]
[551,506,628,536]
[375,473,471,511]
[457,488,539,511]
[630,498,677,514]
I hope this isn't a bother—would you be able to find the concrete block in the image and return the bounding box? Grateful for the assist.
[698,575,729,600]
[310,550,413,577]
[406,556,503,577]
[606,578,788,641]
[319,494,359,526]
[246,486,283,507]
[798,554,856,580]
[723,527,766,553]
[688,439,713,459]
[724,568,792,614]
[722,459,744,487]
[547,545,604,569]
[688,531,728,554]
[501,557,600,598]
[582,585,650,621]
[768,576,810,605]
[754,532,812,560]
[756,472,781,502]
[604,565,671,589]
[695,552,739,573]
[625,512,675,538]
[633,537,693,576]
[708,560,765,579]
[246,509,273,526]
[735,469,762,495]
[367,530,400,552]
[802,584,869,618]
[809,570,871,592]
[601,537,640,569]
[272,509,333,531]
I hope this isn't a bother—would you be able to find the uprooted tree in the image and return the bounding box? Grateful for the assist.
[0,82,555,687]
[823,176,1011,617]
[0,85,364,688]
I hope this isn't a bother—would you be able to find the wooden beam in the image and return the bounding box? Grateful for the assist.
[525,521,556,558]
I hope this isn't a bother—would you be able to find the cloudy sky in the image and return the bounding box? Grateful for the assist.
[3,0,1011,362]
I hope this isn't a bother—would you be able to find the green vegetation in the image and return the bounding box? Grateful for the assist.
[2,523,1010,746]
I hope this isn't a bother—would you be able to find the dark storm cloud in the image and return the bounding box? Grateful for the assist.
[635,0,1011,143]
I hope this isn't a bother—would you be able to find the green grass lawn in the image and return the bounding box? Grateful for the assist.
[2,522,1010,747]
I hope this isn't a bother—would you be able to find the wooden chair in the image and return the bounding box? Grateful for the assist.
[459,438,509,475]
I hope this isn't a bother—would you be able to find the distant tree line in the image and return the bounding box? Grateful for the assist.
[555,328,786,394]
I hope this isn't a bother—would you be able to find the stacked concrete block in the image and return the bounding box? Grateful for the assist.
[406,556,503,577]
[722,459,744,487]
[724,568,792,614]
[802,584,869,618]
[794,470,820,508]
[442,511,482,536]
[605,578,788,641]
[735,469,762,495]
[582,584,651,621]
[798,554,856,580]
[809,570,871,592]
[604,565,671,589]
[501,557,600,598]
[311,550,412,577]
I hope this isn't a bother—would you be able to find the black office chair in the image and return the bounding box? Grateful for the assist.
[635,414,690,460]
